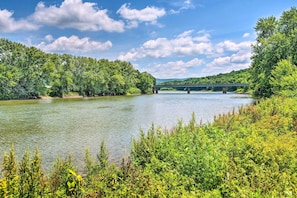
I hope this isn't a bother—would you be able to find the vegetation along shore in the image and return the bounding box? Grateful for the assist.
[0,6,297,197]
[0,39,155,100]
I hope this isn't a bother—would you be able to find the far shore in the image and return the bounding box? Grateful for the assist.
[1,91,251,102]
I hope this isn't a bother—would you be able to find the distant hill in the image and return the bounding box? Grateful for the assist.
[157,69,251,92]
[159,69,250,85]
[156,78,187,84]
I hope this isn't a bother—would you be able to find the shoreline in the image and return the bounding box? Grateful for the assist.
[1,93,143,101]
[0,91,251,102]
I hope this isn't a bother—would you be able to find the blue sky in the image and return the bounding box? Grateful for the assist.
[0,0,296,78]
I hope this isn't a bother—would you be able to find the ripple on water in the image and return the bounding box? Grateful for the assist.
[0,93,253,170]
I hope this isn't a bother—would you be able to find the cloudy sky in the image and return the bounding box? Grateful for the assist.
[0,0,295,78]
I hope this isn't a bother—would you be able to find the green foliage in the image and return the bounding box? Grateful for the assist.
[18,150,45,197]
[270,59,297,97]
[0,147,45,197]
[1,147,19,197]
[0,39,156,100]
[130,97,297,197]
[159,68,250,92]
[131,116,228,193]
[48,156,77,197]
[64,169,84,197]
[137,71,156,94]
[97,140,108,170]
[1,96,297,196]
[213,97,297,197]
[127,87,141,95]
[251,7,297,97]
[0,178,7,198]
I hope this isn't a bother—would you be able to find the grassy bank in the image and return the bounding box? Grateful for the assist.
[1,96,297,197]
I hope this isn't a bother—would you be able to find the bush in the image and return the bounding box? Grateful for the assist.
[127,87,141,95]
[1,97,297,197]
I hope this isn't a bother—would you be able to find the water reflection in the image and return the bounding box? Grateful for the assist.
[0,92,253,170]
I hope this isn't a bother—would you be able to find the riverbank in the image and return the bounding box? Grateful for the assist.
[1,96,296,197]
[131,96,297,197]
[17,92,142,100]
[40,93,83,99]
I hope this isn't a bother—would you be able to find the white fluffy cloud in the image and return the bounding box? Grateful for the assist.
[117,3,166,27]
[230,50,251,63]
[203,49,251,76]
[215,40,251,53]
[206,40,252,75]
[37,35,112,53]
[118,30,212,61]
[147,58,204,78]
[33,0,125,32]
[0,9,38,32]
[243,32,250,38]
[169,0,196,14]
[119,29,253,78]
[0,1,168,33]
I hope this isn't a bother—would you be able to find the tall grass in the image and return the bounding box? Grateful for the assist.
[1,96,297,197]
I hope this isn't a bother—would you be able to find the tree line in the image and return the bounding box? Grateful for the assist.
[160,69,250,85]
[0,39,155,100]
[159,69,250,92]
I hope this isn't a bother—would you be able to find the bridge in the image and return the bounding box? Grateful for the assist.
[153,83,249,94]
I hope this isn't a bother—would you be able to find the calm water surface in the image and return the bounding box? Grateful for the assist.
[0,92,253,170]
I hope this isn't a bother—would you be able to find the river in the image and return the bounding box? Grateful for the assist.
[0,92,253,170]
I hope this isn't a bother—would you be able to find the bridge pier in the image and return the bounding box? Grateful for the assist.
[222,87,227,94]
[187,87,190,94]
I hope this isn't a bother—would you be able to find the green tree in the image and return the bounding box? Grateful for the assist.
[137,72,156,94]
[250,7,297,97]
[254,16,277,40]
[270,59,297,97]
[0,38,156,99]
[0,64,20,99]
[110,74,126,95]
[48,54,74,97]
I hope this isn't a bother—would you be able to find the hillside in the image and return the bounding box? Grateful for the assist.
[159,68,250,85]
[156,78,187,84]
[157,69,250,92]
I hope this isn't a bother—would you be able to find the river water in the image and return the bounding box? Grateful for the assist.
[0,92,253,170]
